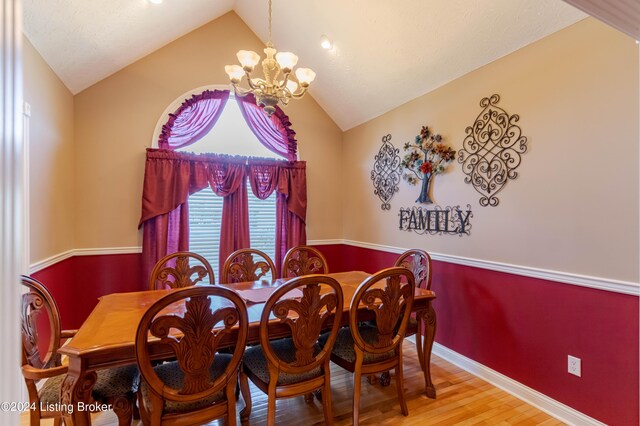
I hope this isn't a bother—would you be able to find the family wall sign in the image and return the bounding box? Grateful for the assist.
[398,205,473,236]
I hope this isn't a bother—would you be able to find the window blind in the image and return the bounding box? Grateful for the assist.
[188,182,276,279]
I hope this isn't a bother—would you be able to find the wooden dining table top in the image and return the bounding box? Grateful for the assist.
[58,271,436,368]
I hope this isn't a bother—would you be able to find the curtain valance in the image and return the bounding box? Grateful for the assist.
[139,148,307,228]
[158,90,230,150]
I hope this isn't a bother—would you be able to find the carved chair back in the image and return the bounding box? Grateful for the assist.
[394,249,432,291]
[260,275,343,377]
[135,286,248,409]
[221,248,276,284]
[281,246,329,278]
[149,251,215,290]
[350,267,415,355]
[20,275,62,370]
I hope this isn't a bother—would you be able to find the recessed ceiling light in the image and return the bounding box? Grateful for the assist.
[320,35,332,50]
[148,0,163,4]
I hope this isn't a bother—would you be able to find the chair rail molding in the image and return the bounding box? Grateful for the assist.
[29,241,640,296]
[308,239,640,296]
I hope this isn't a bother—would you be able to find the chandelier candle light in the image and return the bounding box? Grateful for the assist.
[225,0,316,116]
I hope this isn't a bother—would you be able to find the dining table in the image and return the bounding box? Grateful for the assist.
[57,271,437,425]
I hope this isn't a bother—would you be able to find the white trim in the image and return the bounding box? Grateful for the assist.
[73,246,142,256]
[1,0,25,417]
[306,239,640,296]
[27,241,640,296]
[29,250,75,274]
[307,239,344,246]
[29,246,142,274]
[431,342,606,426]
[22,101,30,274]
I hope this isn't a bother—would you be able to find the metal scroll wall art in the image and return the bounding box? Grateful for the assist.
[371,134,401,210]
[458,94,528,207]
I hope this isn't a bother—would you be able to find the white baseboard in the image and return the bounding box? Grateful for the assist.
[431,342,606,426]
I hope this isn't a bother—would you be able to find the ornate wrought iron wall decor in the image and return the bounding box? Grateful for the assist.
[398,204,473,236]
[371,134,401,210]
[458,94,528,207]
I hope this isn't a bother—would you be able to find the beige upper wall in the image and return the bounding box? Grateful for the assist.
[23,38,75,263]
[343,18,639,282]
[73,12,343,250]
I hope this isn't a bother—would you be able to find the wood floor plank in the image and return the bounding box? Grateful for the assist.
[20,340,565,425]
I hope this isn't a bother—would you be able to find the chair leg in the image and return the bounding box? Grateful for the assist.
[53,418,62,426]
[396,361,408,416]
[352,370,362,426]
[226,381,237,426]
[239,370,252,422]
[149,393,163,425]
[267,382,277,426]
[321,377,334,426]
[112,395,133,426]
[416,319,425,371]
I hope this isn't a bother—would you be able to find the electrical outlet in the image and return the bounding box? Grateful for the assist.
[568,355,581,377]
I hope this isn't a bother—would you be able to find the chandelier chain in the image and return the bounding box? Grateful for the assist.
[268,0,272,44]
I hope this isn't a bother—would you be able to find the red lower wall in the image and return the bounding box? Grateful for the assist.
[31,245,638,425]
[32,253,144,329]
[315,244,639,426]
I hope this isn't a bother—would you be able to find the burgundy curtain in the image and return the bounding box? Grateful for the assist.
[244,160,307,275]
[158,90,229,150]
[275,164,307,273]
[139,150,209,281]
[236,93,298,161]
[207,159,250,273]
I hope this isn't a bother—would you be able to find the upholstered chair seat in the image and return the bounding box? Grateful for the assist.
[243,338,322,386]
[321,326,395,365]
[39,365,139,407]
[139,355,231,414]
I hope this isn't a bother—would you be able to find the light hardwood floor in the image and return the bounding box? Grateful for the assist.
[21,340,564,425]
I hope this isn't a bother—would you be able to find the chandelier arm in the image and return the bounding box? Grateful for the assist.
[232,84,253,97]
[288,87,309,99]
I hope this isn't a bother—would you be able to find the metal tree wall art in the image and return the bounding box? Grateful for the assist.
[402,126,456,204]
[371,134,401,210]
[458,94,528,207]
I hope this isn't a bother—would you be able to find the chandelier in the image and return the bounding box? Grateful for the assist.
[224,0,316,116]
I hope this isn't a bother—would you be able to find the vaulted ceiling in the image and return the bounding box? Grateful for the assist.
[24,0,586,130]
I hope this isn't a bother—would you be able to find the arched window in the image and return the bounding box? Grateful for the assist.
[140,87,306,282]
[175,95,280,277]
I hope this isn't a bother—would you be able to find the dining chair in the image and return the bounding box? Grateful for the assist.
[395,249,432,369]
[281,245,329,278]
[135,286,248,425]
[323,267,415,425]
[220,248,276,284]
[20,275,138,426]
[148,251,215,290]
[239,275,344,426]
